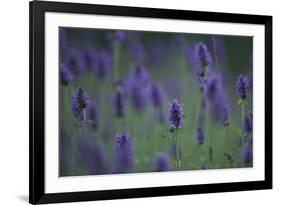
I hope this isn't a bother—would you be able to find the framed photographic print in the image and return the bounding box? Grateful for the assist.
[29,0,272,204]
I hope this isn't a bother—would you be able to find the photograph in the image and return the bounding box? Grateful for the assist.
[59,27,253,177]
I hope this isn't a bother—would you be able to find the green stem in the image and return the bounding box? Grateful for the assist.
[175,129,181,170]
[206,99,212,163]
[241,102,245,145]
[225,126,229,153]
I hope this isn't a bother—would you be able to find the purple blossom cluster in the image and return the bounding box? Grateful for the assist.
[168,99,184,130]
[71,87,88,117]
[236,75,251,100]
[60,63,73,86]
[112,89,126,118]
[114,132,135,173]
[153,154,171,172]
[128,65,151,111]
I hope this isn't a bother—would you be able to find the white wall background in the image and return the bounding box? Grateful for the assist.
[0,0,279,204]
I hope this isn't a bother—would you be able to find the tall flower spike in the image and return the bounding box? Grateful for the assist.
[77,137,110,175]
[241,143,253,165]
[95,50,113,80]
[85,100,99,130]
[114,132,134,173]
[113,89,126,118]
[193,42,212,82]
[222,105,230,127]
[71,87,88,117]
[129,40,145,62]
[236,75,250,100]
[197,127,205,145]
[168,99,184,130]
[114,31,126,42]
[212,36,226,68]
[66,48,85,77]
[151,83,164,109]
[243,111,253,133]
[60,64,73,86]
[83,47,97,72]
[128,65,151,111]
[205,73,230,126]
[205,74,223,102]
[153,154,171,172]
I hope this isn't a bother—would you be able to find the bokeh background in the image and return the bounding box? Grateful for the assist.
[59,27,253,177]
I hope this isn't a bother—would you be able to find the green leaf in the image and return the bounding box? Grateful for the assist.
[237,98,248,106]
[230,125,242,136]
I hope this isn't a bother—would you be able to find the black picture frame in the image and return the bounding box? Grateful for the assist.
[29,1,272,204]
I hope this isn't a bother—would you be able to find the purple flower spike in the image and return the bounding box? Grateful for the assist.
[243,111,253,133]
[197,127,205,145]
[66,48,85,77]
[241,143,253,165]
[114,31,126,42]
[193,42,212,81]
[114,132,134,173]
[168,99,184,129]
[78,138,110,175]
[71,87,88,117]
[60,64,73,86]
[205,74,231,126]
[83,48,97,72]
[95,50,113,80]
[153,154,171,172]
[205,74,222,101]
[212,36,226,66]
[222,105,230,127]
[128,65,151,111]
[85,100,99,130]
[129,41,145,62]
[113,89,126,118]
[236,75,250,100]
[151,83,164,108]
[59,28,69,62]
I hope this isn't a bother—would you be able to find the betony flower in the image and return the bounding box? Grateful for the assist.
[60,63,73,86]
[114,31,126,42]
[205,73,230,126]
[59,126,71,175]
[243,111,253,133]
[151,83,164,108]
[211,36,226,67]
[129,40,145,62]
[197,127,205,145]
[153,154,171,172]
[85,100,99,130]
[77,137,110,175]
[128,65,151,111]
[168,99,184,130]
[113,89,126,118]
[193,42,212,82]
[59,28,69,62]
[114,132,134,173]
[236,75,250,100]
[241,143,253,165]
[71,87,88,117]
[205,73,223,102]
[65,48,85,77]
[222,105,230,127]
[95,50,113,80]
[83,47,97,72]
